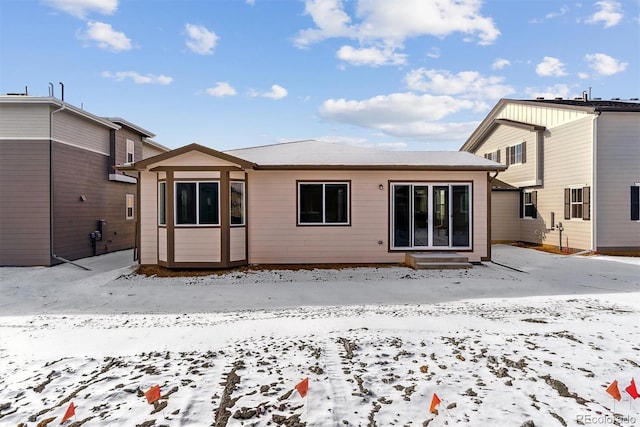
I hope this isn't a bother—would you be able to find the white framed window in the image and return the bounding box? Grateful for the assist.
[507,142,526,166]
[126,194,135,220]
[522,191,537,218]
[485,150,500,163]
[126,139,135,164]
[158,182,166,225]
[230,181,245,226]
[298,182,350,225]
[564,187,590,220]
[632,184,640,221]
[175,181,220,225]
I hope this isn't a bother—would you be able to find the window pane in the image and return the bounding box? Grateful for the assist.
[158,182,166,225]
[230,182,244,225]
[393,185,411,247]
[452,186,469,246]
[300,184,323,223]
[325,184,348,223]
[176,183,196,224]
[199,182,219,224]
[433,186,449,246]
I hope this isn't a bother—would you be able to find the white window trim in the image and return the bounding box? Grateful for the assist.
[390,182,473,250]
[126,139,135,164]
[523,191,534,219]
[230,181,246,226]
[158,182,166,226]
[126,193,135,220]
[297,182,350,226]
[510,143,523,165]
[569,187,583,220]
[174,181,220,226]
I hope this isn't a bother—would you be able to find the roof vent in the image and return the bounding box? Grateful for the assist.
[536,97,544,100]
[554,97,563,100]
[611,97,620,100]
[593,97,602,100]
[630,98,639,101]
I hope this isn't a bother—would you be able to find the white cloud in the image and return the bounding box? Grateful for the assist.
[578,72,590,79]
[318,92,485,141]
[185,24,218,55]
[536,56,568,77]
[294,0,500,67]
[336,45,406,66]
[585,0,623,28]
[294,0,355,48]
[251,84,288,99]
[246,0,255,4]
[43,0,117,19]
[584,52,628,75]
[101,71,173,85]
[78,21,132,52]
[492,58,511,70]
[404,69,515,99]
[524,84,572,99]
[425,47,440,59]
[204,82,237,97]
[545,5,570,19]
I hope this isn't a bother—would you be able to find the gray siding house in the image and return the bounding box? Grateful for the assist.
[0,95,168,266]
[461,97,640,253]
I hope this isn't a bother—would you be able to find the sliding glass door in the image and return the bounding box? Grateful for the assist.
[391,183,471,249]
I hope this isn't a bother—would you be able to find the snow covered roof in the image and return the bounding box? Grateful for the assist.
[226,140,505,171]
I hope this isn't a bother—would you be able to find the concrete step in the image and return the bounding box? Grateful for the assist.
[405,252,471,269]
[414,261,473,270]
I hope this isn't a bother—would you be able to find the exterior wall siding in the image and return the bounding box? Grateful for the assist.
[0,104,50,139]
[174,228,221,262]
[140,171,159,264]
[533,116,594,250]
[595,112,640,249]
[230,227,246,262]
[142,143,166,159]
[52,142,136,260]
[52,109,110,155]
[478,126,538,187]
[0,140,51,266]
[246,170,489,264]
[490,191,520,242]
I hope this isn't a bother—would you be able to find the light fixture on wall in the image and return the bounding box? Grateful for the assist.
[379,184,384,190]
[79,195,87,202]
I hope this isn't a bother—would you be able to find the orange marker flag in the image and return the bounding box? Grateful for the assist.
[60,402,75,424]
[429,393,441,414]
[145,385,161,404]
[606,380,621,401]
[626,378,639,400]
[295,378,309,398]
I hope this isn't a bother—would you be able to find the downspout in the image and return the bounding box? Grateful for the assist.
[486,170,501,261]
[591,111,600,252]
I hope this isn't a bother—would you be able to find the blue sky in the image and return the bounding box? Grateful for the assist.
[1,0,638,151]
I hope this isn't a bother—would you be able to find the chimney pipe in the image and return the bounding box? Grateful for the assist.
[582,91,588,102]
[59,82,64,101]
[49,82,54,98]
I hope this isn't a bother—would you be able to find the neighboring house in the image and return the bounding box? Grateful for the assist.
[0,95,168,266]
[460,97,640,253]
[120,140,505,269]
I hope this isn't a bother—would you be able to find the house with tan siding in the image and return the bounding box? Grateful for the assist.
[121,141,505,268]
[460,97,640,253]
[0,95,169,266]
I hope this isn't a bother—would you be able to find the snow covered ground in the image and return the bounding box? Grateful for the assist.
[0,245,639,426]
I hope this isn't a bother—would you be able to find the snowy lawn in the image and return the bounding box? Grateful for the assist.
[0,245,639,426]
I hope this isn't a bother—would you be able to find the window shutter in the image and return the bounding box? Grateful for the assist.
[564,188,571,219]
[521,142,526,164]
[582,186,590,220]
[632,186,640,220]
[506,146,511,166]
[531,190,537,219]
[519,191,524,218]
[497,149,501,163]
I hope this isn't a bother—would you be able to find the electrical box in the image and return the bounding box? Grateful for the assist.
[97,219,106,240]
